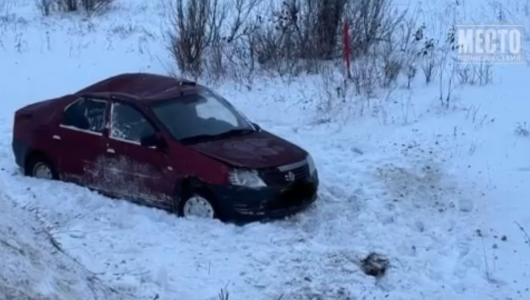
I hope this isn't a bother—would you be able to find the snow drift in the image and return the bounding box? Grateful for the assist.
[0,187,132,300]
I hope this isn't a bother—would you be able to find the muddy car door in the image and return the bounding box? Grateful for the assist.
[102,101,175,208]
[55,96,108,187]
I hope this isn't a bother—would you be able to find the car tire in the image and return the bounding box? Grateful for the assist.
[177,189,219,219]
[26,154,58,180]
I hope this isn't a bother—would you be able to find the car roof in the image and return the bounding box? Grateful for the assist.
[74,72,200,103]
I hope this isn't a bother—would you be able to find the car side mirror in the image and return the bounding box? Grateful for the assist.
[252,122,261,131]
[140,133,166,149]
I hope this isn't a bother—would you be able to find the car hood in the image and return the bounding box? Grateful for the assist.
[188,130,307,169]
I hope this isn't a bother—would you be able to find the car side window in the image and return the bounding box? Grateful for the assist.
[110,102,155,143]
[61,98,107,133]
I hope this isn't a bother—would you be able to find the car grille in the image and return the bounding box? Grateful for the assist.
[259,160,310,186]
[267,181,316,210]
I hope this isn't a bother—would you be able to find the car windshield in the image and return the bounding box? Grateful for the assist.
[149,90,255,143]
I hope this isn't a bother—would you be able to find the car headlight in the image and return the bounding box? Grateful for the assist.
[229,169,267,188]
[307,154,316,175]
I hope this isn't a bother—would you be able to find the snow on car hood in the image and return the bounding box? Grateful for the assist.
[188,130,307,169]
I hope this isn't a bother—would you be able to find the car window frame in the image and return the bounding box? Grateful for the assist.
[108,101,159,146]
[59,96,109,136]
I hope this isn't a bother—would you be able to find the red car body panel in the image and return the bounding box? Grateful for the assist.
[188,130,307,169]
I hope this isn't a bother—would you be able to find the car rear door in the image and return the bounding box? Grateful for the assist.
[54,96,108,188]
[102,101,175,207]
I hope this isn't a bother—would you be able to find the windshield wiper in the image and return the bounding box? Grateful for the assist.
[179,128,255,144]
[216,128,255,137]
[179,133,219,144]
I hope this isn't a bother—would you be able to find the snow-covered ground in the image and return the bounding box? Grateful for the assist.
[0,188,135,300]
[1,0,530,299]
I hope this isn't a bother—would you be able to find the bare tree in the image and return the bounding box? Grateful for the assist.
[343,0,406,56]
[166,0,266,80]
[315,0,347,59]
[36,0,113,15]
[166,0,220,77]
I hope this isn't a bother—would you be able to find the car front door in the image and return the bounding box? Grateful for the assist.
[102,101,175,207]
[55,96,108,187]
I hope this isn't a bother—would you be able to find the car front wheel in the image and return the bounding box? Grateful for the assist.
[178,193,217,219]
[26,155,58,180]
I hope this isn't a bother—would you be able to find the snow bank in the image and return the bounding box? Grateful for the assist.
[0,188,133,300]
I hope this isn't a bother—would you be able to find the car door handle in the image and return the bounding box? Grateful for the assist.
[107,148,115,153]
[52,135,61,140]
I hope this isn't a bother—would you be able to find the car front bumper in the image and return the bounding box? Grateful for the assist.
[212,172,319,223]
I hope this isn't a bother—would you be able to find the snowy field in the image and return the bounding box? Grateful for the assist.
[1,0,530,299]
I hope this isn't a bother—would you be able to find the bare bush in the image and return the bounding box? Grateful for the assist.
[457,65,476,85]
[36,0,53,16]
[79,0,113,13]
[36,0,114,16]
[392,18,424,89]
[315,66,354,122]
[164,0,445,106]
[438,62,458,109]
[206,0,264,81]
[345,0,406,56]
[56,0,77,12]
[380,43,403,88]
[250,0,347,74]
[420,37,438,84]
[165,0,267,81]
[514,122,529,137]
[339,0,428,91]
[165,0,218,78]
[165,0,351,79]
[350,57,377,96]
[0,0,17,25]
[341,2,432,92]
[435,25,460,108]
[475,62,493,85]
[218,287,229,300]
[457,63,493,86]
